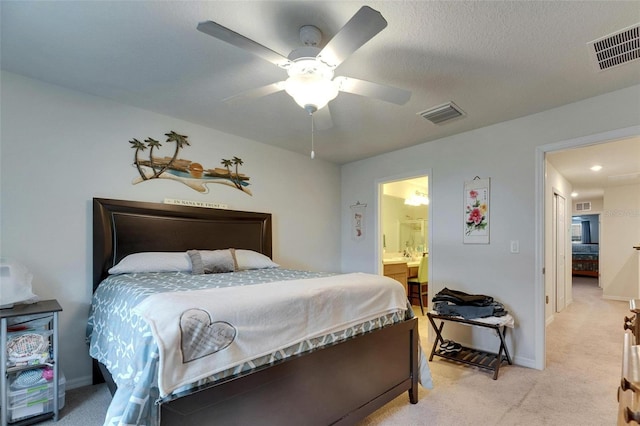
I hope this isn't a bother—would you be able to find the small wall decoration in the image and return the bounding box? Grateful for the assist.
[463,177,490,244]
[163,198,228,209]
[129,131,251,195]
[350,201,367,241]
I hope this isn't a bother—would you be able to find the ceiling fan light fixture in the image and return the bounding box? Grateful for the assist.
[284,72,339,111]
[198,7,409,118]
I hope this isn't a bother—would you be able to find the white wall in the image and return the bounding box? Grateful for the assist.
[0,71,342,388]
[341,85,640,369]
[602,183,640,300]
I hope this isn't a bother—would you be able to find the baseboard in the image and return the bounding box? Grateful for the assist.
[513,355,538,370]
[65,374,94,390]
[602,295,633,302]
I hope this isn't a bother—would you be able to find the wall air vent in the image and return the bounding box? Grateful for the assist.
[575,202,592,212]
[418,101,465,125]
[588,23,640,71]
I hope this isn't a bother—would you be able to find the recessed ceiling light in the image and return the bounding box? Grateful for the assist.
[571,192,578,197]
[590,165,603,172]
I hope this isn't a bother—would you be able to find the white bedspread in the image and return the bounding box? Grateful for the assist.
[133,272,408,396]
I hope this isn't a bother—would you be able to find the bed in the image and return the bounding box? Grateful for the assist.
[571,243,599,277]
[88,197,429,425]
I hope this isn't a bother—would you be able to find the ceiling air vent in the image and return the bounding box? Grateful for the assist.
[588,23,640,71]
[418,101,465,125]
[575,202,592,212]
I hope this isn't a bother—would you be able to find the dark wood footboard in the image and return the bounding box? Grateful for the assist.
[159,317,419,425]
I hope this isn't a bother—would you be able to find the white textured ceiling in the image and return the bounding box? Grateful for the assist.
[1,1,639,169]
[546,136,640,202]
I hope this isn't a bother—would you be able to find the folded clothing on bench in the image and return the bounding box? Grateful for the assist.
[432,287,507,319]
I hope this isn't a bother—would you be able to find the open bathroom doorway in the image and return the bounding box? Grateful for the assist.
[378,174,430,311]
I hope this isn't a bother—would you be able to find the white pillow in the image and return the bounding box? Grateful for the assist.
[108,252,192,274]
[234,249,279,270]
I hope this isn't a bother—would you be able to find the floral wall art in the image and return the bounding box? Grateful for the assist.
[129,131,251,195]
[464,177,490,244]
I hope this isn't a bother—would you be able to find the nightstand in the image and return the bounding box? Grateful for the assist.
[1,300,62,425]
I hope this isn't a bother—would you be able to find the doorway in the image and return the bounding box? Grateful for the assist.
[535,125,640,369]
[377,173,430,311]
[570,214,600,285]
[381,177,429,258]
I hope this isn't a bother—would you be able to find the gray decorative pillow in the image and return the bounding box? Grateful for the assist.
[187,249,236,274]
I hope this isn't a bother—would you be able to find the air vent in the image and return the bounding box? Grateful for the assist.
[588,23,640,71]
[575,202,592,212]
[418,101,465,125]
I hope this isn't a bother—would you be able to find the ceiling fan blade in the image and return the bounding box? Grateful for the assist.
[223,81,286,104]
[197,21,291,68]
[317,6,387,69]
[313,104,334,130]
[334,76,411,105]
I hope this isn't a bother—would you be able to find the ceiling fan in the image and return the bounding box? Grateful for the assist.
[196,6,411,125]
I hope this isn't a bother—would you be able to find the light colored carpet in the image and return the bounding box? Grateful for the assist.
[358,276,625,425]
[40,380,110,425]
[42,276,624,425]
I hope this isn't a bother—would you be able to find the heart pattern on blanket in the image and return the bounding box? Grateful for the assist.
[179,309,236,363]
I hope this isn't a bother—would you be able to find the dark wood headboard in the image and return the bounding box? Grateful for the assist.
[93,198,272,291]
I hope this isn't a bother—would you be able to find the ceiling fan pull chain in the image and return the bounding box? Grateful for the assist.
[310,112,315,160]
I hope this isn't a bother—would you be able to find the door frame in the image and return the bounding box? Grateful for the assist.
[534,125,640,370]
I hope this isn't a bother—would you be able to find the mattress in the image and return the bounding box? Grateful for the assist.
[87,268,415,425]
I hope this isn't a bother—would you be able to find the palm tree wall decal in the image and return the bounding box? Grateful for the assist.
[130,131,251,195]
[232,156,244,189]
[221,158,233,174]
[145,137,162,176]
[221,158,244,190]
[129,138,147,180]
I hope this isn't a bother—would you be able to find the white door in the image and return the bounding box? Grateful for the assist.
[555,193,567,312]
